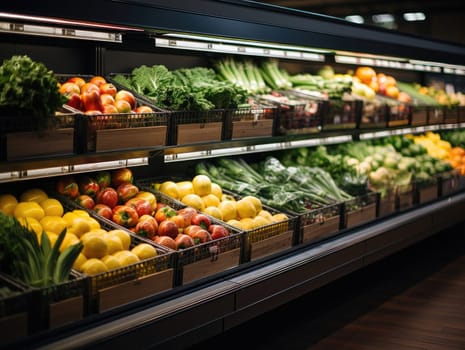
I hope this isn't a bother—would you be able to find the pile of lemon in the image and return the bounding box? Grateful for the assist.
[0,188,158,276]
[156,174,288,231]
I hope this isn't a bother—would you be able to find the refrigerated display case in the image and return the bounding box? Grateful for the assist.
[1,1,465,349]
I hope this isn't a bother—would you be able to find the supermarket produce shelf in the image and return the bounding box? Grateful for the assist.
[20,190,465,350]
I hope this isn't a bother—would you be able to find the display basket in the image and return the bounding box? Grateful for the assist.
[343,191,378,229]
[59,74,170,153]
[414,176,440,205]
[135,178,245,285]
[440,169,465,196]
[377,189,397,218]
[54,197,177,314]
[442,106,459,124]
[458,106,465,123]
[257,92,322,136]
[320,98,362,131]
[222,102,277,140]
[410,105,429,126]
[358,98,389,129]
[0,107,79,161]
[386,102,411,127]
[395,183,415,212]
[289,202,343,246]
[168,109,226,145]
[0,273,35,345]
[427,106,445,125]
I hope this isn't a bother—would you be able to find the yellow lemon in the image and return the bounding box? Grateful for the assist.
[67,217,92,238]
[40,215,68,234]
[72,253,87,271]
[80,258,108,275]
[192,174,212,196]
[203,206,223,220]
[272,213,289,222]
[14,201,45,221]
[101,255,121,271]
[62,211,78,226]
[221,194,236,202]
[159,181,180,199]
[235,198,256,219]
[107,229,131,251]
[176,181,194,199]
[131,243,158,261]
[80,229,106,241]
[85,217,101,231]
[82,235,108,259]
[242,195,263,213]
[210,183,223,200]
[226,219,243,230]
[239,217,257,231]
[72,209,90,218]
[17,216,43,236]
[59,232,80,253]
[104,234,124,255]
[218,200,237,222]
[114,250,140,266]
[252,215,270,228]
[0,194,18,216]
[201,193,221,208]
[258,210,274,223]
[39,198,64,217]
[19,188,48,203]
[181,193,205,211]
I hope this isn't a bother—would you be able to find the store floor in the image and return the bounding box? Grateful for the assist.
[187,223,465,350]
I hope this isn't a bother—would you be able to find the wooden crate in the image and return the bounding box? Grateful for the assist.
[344,192,378,229]
[169,110,225,145]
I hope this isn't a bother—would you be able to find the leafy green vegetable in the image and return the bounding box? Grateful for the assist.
[0,212,83,287]
[113,64,248,111]
[0,55,65,129]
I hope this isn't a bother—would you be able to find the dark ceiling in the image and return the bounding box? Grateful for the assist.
[257,0,465,45]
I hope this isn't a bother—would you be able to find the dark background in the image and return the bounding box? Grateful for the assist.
[258,0,465,46]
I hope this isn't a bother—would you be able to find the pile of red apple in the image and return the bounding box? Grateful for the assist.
[56,168,232,251]
[58,75,154,115]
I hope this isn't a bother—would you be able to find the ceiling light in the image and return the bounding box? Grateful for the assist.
[345,15,364,24]
[372,14,395,23]
[403,12,426,22]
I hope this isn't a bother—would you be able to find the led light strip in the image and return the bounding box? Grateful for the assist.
[0,157,148,183]
[155,37,325,62]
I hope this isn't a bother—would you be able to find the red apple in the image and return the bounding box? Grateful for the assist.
[66,76,86,88]
[81,89,102,112]
[93,203,113,219]
[99,83,117,96]
[134,105,153,113]
[59,82,81,96]
[115,90,136,109]
[157,220,179,239]
[75,194,95,210]
[80,82,100,94]
[190,213,211,230]
[208,224,230,240]
[190,228,212,244]
[111,168,133,187]
[125,197,153,217]
[133,214,158,240]
[135,191,157,211]
[174,233,195,250]
[168,214,188,231]
[95,187,118,208]
[154,235,177,250]
[184,224,203,237]
[65,92,83,111]
[100,93,115,106]
[90,75,107,87]
[102,104,119,114]
[114,99,132,113]
[117,182,139,203]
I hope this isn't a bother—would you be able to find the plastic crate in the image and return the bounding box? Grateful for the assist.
[0,108,78,161]
[54,196,177,314]
[343,192,378,229]
[59,74,170,153]
[0,273,35,345]
[321,98,362,131]
[358,99,389,129]
[258,92,322,136]
[291,202,343,246]
[135,179,245,285]
[222,103,277,140]
[168,109,225,145]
